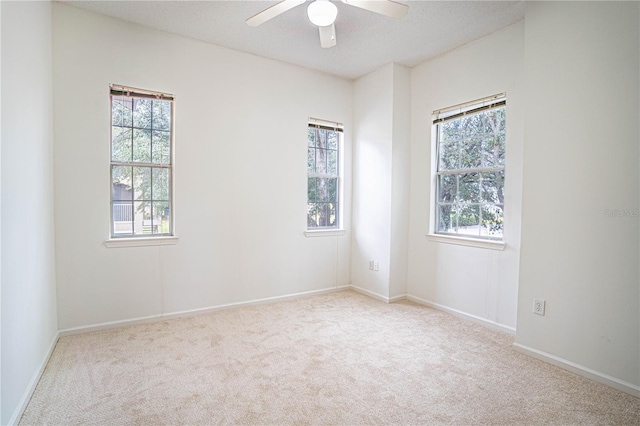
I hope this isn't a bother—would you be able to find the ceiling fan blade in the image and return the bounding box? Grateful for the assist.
[341,0,408,19]
[319,24,337,48]
[246,0,306,27]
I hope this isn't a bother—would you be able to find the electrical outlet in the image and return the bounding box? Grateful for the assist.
[368,260,374,270]
[533,299,546,316]
[374,261,379,271]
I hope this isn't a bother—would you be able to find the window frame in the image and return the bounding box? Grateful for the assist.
[428,94,507,249]
[306,118,344,235]
[107,84,177,244]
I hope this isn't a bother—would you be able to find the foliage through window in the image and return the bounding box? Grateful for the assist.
[307,121,342,229]
[434,94,506,241]
[110,85,173,237]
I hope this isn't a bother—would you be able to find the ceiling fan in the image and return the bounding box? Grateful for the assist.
[246,0,408,48]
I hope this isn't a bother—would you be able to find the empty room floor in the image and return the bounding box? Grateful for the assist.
[20,291,640,425]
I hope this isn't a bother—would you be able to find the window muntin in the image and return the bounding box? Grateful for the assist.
[110,85,174,238]
[434,95,506,241]
[307,121,342,229]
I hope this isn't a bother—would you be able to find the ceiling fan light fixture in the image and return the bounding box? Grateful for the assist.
[307,0,338,27]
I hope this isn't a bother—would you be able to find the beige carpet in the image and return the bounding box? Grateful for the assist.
[20,290,640,425]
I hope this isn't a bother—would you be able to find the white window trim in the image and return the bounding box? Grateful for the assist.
[429,94,507,246]
[426,233,505,250]
[104,236,179,248]
[304,229,347,238]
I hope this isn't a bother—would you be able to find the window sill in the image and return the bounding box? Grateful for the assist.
[426,234,505,251]
[104,236,179,248]
[304,229,347,238]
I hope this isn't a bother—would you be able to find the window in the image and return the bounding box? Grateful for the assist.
[110,85,174,238]
[307,119,342,229]
[433,94,506,241]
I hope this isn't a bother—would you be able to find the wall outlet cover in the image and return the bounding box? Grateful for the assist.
[533,299,546,316]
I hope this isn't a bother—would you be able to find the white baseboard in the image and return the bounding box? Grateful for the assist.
[389,293,408,303]
[349,288,515,337]
[406,294,516,335]
[60,285,351,337]
[513,343,640,398]
[347,286,406,304]
[349,285,392,303]
[8,331,60,426]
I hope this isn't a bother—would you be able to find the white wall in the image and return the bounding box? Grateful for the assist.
[516,1,639,389]
[351,63,411,300]
[1,1,58,424]
[53,3,353,330]
[352,65,394,298]
[389,64,411,300]
[407,21,525,330]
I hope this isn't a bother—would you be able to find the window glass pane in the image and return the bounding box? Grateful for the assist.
[458,173,480,203]
[319,203,329,227]
[327,131,338,150]
[112,166,132,200]
[438,123,459,171]
[328,203,337,227]
[112,127,132,162]
[112,202,133,223]
[152,202,170,234]
[317,178,331,202]
[307,128,316,148]
[152,100,171,131]
[307,203,336,228]
[489,107,506,133]
[436,204,455,234]
[133,201,152,235]
[307,203,319,228]
[481,205,504,238]
[133,98,152,129]
[307,148,316,174]
[133,167,151,201]
[316,129,327,149]
[483,107,506,167]
[307,177,317,203]
[112,202,133,235]
[457,203,481,236]
[112,97,132,127]
[133,129,152,163]
[459,115,476,139]
[152,168,170,201]
[437,174,456,203]
[484,132,506,168]
[481,172,505,204]
[315,148,327,174]
[152,131,171,164]
[327,178,337,202]
[460,136,482,169]
[327,150,338,175]
[476,112,491,134]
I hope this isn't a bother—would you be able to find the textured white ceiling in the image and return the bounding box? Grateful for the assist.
[64,0,525,80]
